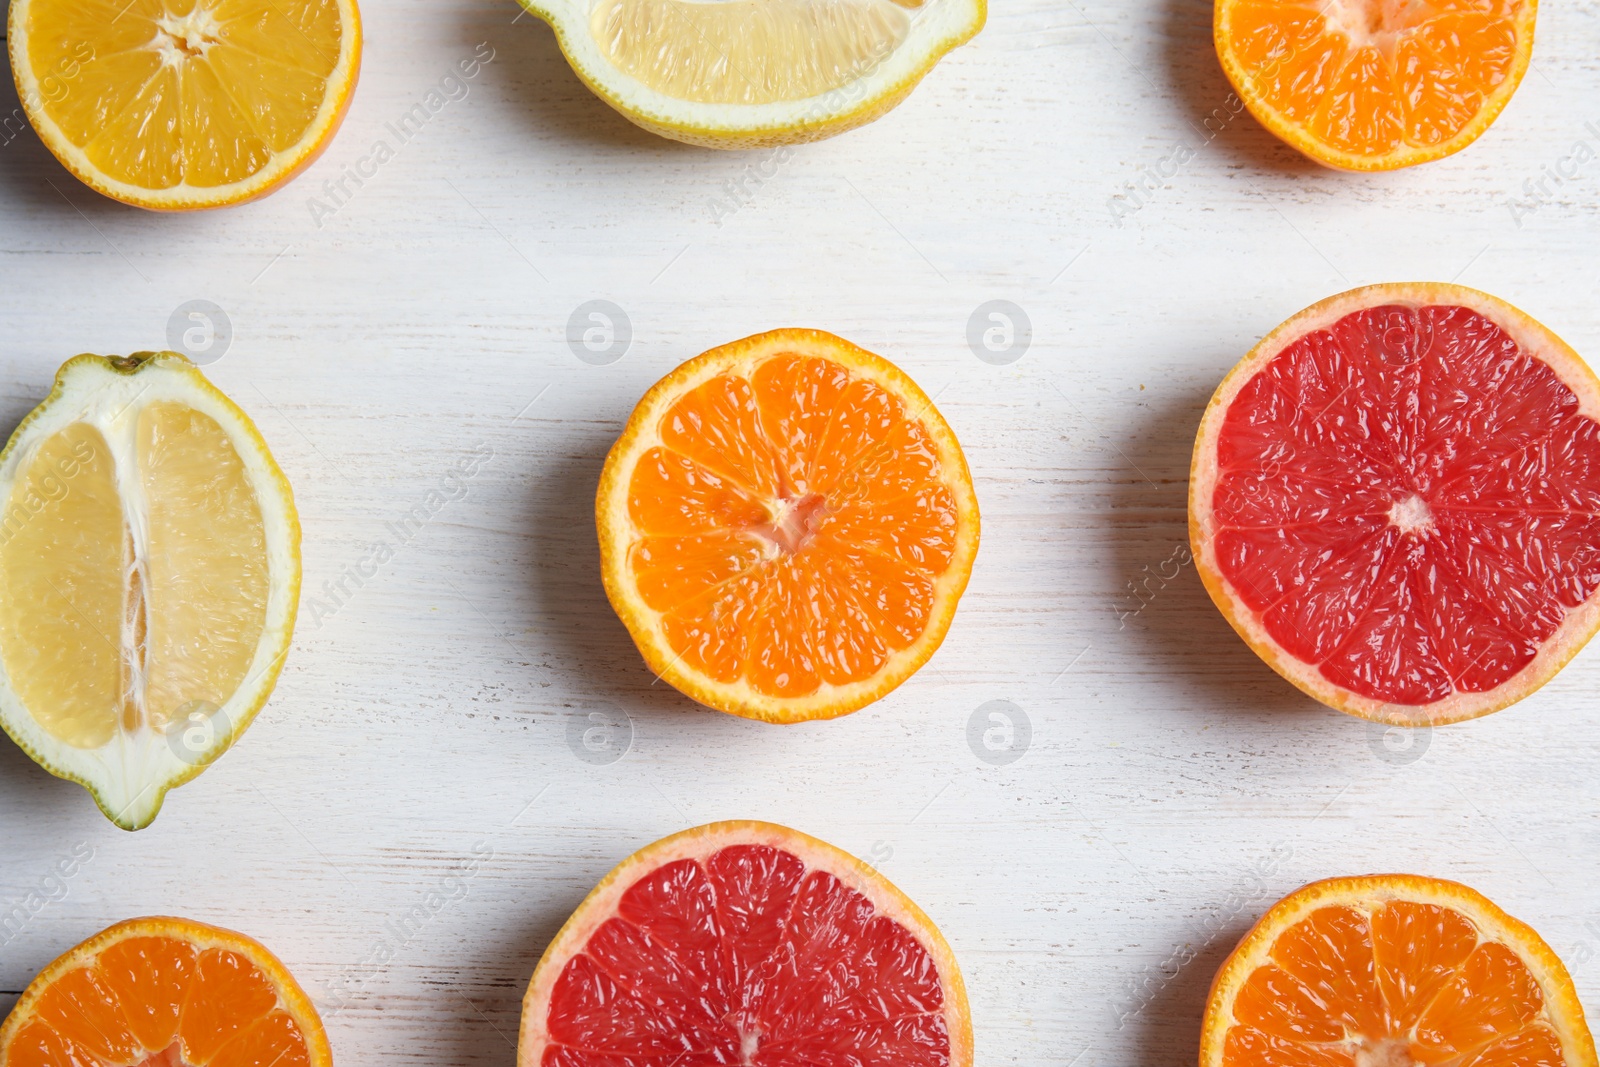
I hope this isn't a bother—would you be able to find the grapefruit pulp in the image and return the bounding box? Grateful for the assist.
[1191,283,1600,724]
[518,820,973,1067]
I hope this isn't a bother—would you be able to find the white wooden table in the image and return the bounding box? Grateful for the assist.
[3,1,1600,1064]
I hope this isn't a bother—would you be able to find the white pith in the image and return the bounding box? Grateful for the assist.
[155,9,224,63]
[519,0,983,141]
[1355,1037,1416,1067]
[1317,0,1437,54]
[0,356,299,829]
[1387,493,1433,535]
[758,491,828,555]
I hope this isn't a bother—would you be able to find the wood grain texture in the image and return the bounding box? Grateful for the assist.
[1,1,1599,1065]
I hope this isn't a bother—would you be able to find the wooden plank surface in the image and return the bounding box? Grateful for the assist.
[2,1,1599,1064]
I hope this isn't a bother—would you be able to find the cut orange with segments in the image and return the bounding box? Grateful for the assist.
[518,820,973,1067]
[596,329,979,723]
[8,0,362,210]
[1191,283,1600,725]
[0,916,331,1067]
[1202,875,1597,1067]
[1214,0,1536,170]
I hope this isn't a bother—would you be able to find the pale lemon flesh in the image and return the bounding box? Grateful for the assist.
[591,0,916,104]
[0,403,267,751]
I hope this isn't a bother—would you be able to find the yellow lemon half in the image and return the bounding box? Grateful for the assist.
[516,0,985,148]
[0,354,300,828]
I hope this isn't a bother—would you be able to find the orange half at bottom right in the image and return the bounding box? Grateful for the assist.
[1203,874,1595,1067]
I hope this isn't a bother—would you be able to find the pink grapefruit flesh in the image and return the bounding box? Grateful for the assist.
[518,821,972,1067]
[1191,283,1600,724]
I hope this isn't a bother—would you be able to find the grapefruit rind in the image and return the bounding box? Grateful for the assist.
[511,0,984,149]
[0,354,301,830]
[1213,1,1538,172]
[517,820,973,1067]
[0,915,333,1067]
[1189,283,1600,726]
[1200,874,1598,1067]
[596,328,980,723]
[7,0,363,211]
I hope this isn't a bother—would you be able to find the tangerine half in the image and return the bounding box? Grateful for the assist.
[0,916,330,1067]
[596,329,980,722]
[1214,0,1537,170]
[1202,874,1596,1067]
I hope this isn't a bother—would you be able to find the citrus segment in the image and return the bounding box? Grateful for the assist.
[1202,876,1596,1067]
[515,0,981,147]
[0,353,299,828]
[0,423,123,749]
[8,0,361,209]
[140,402,270,733]
[1214,0,1535,169]
[519,821,973,1067]
[0,917,329,1067]
[597,329,979,722]
[1191,284,1600,724]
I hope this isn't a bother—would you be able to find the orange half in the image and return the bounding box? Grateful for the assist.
[8,0,362,209]
[1202,875,1597,1067]
[596,329,980,722]
[1214,0,1537,170]
[0,916,331,1067]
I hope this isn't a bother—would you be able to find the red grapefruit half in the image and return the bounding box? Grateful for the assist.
[517,821,972,1067]
[1191,283,1600,725]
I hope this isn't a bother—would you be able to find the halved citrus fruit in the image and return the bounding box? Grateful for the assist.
[518,820,973,1067]
[1202,874,1597,1067]
[8,0,362,210]
[514,0,984,148]
[1214,0,1536,170]
[596,328,979,722]
[1191,283,1600,725]
[0,353,300,829]
[0,916,331,1067]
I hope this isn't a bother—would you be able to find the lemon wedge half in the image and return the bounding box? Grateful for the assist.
[0,354,300,829]
[518,0,985,147]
